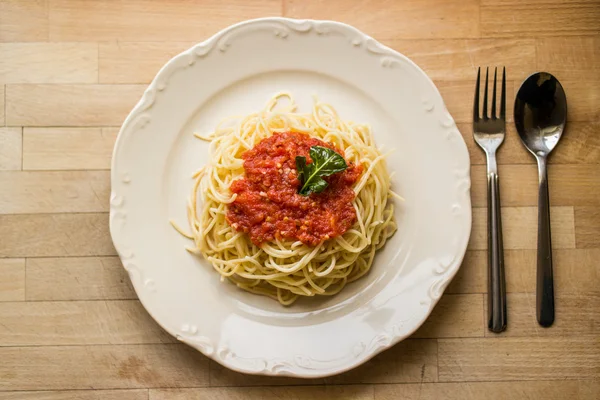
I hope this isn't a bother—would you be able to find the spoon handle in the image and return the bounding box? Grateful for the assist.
[536,157,555,327]
[487,171,507,333]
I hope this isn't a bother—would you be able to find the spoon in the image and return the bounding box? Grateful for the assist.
[514,72,567,327]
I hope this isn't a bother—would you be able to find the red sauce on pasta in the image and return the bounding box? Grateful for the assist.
[227,132,362,246]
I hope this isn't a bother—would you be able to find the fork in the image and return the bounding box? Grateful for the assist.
[473,67,507,333]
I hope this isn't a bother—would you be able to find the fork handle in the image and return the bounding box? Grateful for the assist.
[487,172,507,333]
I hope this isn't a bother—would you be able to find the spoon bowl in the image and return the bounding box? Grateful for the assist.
[514,72,567,328]
[514,73,567,157]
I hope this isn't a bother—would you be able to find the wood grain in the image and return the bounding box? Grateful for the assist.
[0,84,4,125]
[468,206,575,250]
[481,0,600,4]
[0,43,97,84]
[284,0,480,39]
[6,84,145,127]
[562,80,600,122]
[0,127,22,170]
[484,293,600,337]
[0,0,598,396]
[412,294,484,338]
[387,39,535,82]
[373,381,587,400]
[0,171,110,214]
[48,0,281,42]
[470,164,600,207]
[99,42,194,84]
[448,249,600,295]
[437,80,516,123]
[26,256,135,301]
[151,386,375,400]
[0,344,209,390]
[575,207,600,248]
[0,0,48,42]
[324,339,438,385]
[579,381,600,400]
[23,127,118,170]
[0,390,148,400]
[480,4,600,37]
[0,213,115,257]
[536,37,600,82]
[552,122,600,164]
[0,300,174,346]
[460,122,600,165]
[438,337,600,381]
[0,258,25,302]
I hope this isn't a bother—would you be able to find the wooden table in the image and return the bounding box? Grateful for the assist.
[1,1,599,399]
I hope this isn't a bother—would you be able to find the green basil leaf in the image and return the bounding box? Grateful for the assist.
[296,146,348,196]
[295,156,307,182]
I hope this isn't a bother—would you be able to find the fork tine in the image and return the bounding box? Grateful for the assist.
[483,67,489,119]
[473,67,480,122]
[491,67,497,119]
[500,66,506,119]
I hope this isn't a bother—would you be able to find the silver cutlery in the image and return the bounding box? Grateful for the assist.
[514,72,567,327]
[473,67,507,333]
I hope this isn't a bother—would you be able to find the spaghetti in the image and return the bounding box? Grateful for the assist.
[172,93,398,305]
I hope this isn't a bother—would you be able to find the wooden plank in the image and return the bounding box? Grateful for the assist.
[468,207,575,251]
[438,337,600,381]
[26,257,135,301]
[0,85,4,125]
[325,339,438,384]
[448,249,600,295]
[49,0,281,42]
[374,380,582,400]
[0,390,148,400]
[459,121,600,165]
[0,128,22,170]
[562,80,600,122]
[0,259,25,302]
[482,0,599,4]
[580,381,600,400]
[0,300,174,346]
[484,293,599,337]
[0,344,209,390]
[0,43,98,84]
[481,5,600,37]
[412,294,484,338]
[284,0,480,39]
[0,0,48,42]
[99,42,194,84]
[23,127,118,170]
[0,213,116,257]
[0,171,110,214]
[151,386,374,400]
[5,84,145,127]
[437,80,516,123]
[537,37,600,82]
[210,339,438,386]
[387,39,535,82]
[470,164,600,207]
[575,207,600,248]
[552,122,600,164]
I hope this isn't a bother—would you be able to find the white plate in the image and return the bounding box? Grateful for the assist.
[110,17,471,378]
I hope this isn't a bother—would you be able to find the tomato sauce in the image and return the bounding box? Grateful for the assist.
[226,132,363,246]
